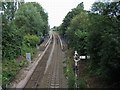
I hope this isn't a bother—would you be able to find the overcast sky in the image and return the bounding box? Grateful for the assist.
[25,0,96,28]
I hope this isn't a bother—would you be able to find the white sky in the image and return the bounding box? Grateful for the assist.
[25,0,96,28]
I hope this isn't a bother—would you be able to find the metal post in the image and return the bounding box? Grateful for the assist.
[74,51,90,89]
[74,51,80,89]
[75,66,77,88]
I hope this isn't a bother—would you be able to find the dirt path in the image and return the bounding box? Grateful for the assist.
[24,32,67,88]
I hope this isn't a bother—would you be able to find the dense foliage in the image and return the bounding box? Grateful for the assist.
[2,2,48,59]
[2,1,48,88]
[60,1,120,87]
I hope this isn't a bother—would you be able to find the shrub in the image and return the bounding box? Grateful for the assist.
[23,34,39,47]
[2,59,27,88]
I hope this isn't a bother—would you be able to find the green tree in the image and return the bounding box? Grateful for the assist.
[32,2,48,35]
[60,1,120,87]
[87,2,120,85]
[66,11,89,55]
[2,2,48,59]
[60,2,84,37]
[2,1,22,59]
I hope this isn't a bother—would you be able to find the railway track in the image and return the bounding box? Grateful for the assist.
[24,32,67,88]
[25,35,53,88]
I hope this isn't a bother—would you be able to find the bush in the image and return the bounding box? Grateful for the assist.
[2,59,27,88]
[64,58,75,88]
[68,66,75,88]
[77,79,86,88]
[23,34,39,47]
[21,43,36,58]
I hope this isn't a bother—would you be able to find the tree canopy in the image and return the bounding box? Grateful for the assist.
[2,2,48,59]
[59,1,120,87]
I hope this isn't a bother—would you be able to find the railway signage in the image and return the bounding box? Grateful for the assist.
[26,53,31,62]
[79,56,86,59]
[79,55,90,59]
[74,51,80,67]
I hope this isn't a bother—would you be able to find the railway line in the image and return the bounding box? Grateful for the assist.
[24,32,67,88]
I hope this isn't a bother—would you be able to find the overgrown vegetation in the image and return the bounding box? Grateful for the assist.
[63,57,75,88]
[2,59,28,88]
[2,1,48,88]
[60,1,120,88]
[63,58,86,90]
